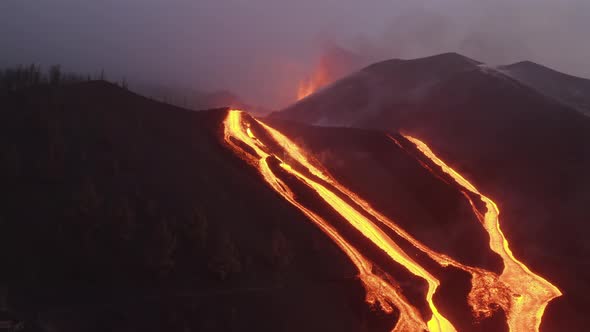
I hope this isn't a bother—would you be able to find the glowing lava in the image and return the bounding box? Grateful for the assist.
[297,62,329,100]
[222,109,561,331]
[403,135,562,331]
[225,110,453,331]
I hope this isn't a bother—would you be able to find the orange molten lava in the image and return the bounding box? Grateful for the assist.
[402,135,562,331]
[225,110,452,331]
[222,109,561,331]
[297,62,330,100]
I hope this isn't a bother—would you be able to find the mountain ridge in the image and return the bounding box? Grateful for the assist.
[499,60,590,116]
[272,52,590,331]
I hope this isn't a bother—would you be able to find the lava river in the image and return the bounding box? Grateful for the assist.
[222,110,561,331]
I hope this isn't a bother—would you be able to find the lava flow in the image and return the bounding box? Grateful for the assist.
[224,110,453,331]
[402,135,562,332]
[222,109,561,332]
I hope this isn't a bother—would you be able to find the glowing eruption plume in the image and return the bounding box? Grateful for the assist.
[297,63,329,100]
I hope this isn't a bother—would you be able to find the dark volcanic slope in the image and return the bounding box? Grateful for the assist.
[500,61,590,117]
[3,76,588,331]
[0,82,389,332]
[265,120,502,274]
[272,53,590,331]
[263,120,511,331]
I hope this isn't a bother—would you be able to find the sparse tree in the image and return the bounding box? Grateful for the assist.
[187,208,208,249]
[49,65,61,86]
[270,228,290,268]
[0,145,21,180]
[30,63,41,85]
[148,217,177,274]
[78,179,100,214]
[208,232,241,281]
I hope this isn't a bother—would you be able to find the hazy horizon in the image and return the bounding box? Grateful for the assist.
[2,0,589,109]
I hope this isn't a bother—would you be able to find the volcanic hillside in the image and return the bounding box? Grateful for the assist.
[500,61,590,117]
[0,63,587,330]
[3,81,534,331]
[0,82,392,332]
[272,52,590,331]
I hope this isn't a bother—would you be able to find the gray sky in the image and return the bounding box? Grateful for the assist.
[1,0,589,108]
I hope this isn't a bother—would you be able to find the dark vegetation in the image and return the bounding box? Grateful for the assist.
[0,64,127,92]
[0,81,390,331]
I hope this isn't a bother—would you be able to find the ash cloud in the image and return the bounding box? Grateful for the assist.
[1,0,588,109]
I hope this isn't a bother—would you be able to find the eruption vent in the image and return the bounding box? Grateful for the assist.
[222,110,561,331]
[297,64,329,100]
[296,45,362,100]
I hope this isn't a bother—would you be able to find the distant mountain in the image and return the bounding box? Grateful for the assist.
[499,61,590,116]
[197,89,243,109]
[272,52,590,331]
[132,83,270,115]
[319,43,365,79]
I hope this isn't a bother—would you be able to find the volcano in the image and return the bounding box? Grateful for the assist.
[272,52,590,331]
[0,52,588,331]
